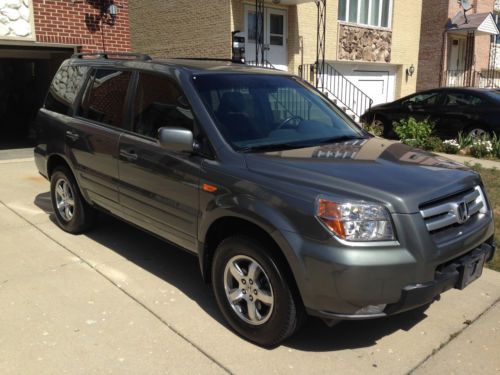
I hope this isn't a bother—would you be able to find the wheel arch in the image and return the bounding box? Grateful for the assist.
[200,215,304,308]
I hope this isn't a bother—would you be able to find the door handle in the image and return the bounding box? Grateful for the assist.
[120,149,138,161]
[65,130,80,141]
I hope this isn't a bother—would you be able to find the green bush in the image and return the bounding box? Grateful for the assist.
[393,117,434,149]
[491,133,500,159]
[362,121,383,137]
[469,134,493,159]
[457,131,474,150]
[442,139,460,154]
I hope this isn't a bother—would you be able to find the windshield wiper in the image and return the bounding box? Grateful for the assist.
[315,135,368,145]
[238,142,312,153]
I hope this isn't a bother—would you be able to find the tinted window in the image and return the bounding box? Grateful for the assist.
[193,74,363,151]
[404,92,440,107]
[132,73,194,138]
[444,92,482,107]
[79,69,132,128]
[45,65,89,115]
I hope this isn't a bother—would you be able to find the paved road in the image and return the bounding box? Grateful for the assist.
[0,156,499,374]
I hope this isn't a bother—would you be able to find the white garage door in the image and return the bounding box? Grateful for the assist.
[330,63,396,106]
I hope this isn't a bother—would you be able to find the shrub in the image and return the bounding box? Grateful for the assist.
[424,136,444,152]
[362,121,383,137]
[491,133,500,159]
[442,139,460,154]
[457,131,474,150]
[393,117,434,149]
[470,135,493,159]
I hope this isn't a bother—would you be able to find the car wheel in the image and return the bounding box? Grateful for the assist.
[467,126,488,139]
[212,235,303,347]
[50,167,96,233]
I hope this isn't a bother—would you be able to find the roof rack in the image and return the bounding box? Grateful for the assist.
[171,57,245,64]
[72,52,152,61]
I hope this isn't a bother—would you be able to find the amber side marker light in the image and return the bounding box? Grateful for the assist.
[202,183,218,193]
[317,199,346,239]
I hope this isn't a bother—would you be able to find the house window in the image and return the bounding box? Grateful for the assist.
[338,0,391,28]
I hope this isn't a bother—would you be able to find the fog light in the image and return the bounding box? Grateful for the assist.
[355,304,387,315]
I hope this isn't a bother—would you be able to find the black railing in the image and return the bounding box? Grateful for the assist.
[443,70,500,88]
[246,60,276,69]
[299,63,373,118]
[269,87,311,120]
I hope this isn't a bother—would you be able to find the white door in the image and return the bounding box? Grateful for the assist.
[352,70,392,106]
[244,5,288,71]
[447,38,466,86]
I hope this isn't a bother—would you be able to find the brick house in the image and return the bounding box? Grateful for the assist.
[0,0,131,146]
[128,0,423,120]
[417,0,500,91]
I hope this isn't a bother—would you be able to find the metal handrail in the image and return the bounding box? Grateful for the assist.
[246,60,276,69]
[299,63,373,118]
[443,69,500,89]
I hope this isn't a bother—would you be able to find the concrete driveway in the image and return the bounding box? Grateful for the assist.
[0,155,499,374]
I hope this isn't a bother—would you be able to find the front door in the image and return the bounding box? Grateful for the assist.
[118,71,200,252]
[447,37,466,86]
[245,5,288,71]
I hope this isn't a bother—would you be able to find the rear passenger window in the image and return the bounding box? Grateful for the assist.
[45,65,89,115]
[132,73,194,138]
[79,69,132,128]
[444,93,482,107]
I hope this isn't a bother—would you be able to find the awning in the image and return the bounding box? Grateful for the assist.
[447,12,500,35]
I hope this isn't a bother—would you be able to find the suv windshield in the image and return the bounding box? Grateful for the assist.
[192,74,366,152]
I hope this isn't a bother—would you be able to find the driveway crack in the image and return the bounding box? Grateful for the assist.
[0,200,232,374]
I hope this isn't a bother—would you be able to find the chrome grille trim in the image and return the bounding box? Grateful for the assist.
[420,186,488,232]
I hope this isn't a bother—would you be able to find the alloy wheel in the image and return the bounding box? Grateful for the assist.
[223,255,274,325]
[54,178,75,222]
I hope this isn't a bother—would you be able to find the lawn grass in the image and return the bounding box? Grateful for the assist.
[475,167,500,272]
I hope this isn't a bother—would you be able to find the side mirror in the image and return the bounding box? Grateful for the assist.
[404,102,413,111]
[158,127,194,153]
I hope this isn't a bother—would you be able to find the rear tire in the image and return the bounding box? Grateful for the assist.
[211,235,303,347]
[467,126,489,139]
[50,167,95,233]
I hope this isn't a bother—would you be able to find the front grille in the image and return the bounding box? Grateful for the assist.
[420,186,488,232]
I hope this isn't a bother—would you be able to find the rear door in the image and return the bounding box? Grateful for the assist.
[437,90,484,138]
[68,68,133,212]
[117,71,201,252]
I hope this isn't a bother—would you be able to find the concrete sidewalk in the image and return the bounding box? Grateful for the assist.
[0,158,499,374]
[436,152,500,170]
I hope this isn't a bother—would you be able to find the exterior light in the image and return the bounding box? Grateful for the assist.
[406,64,415,78]
[108,4,118,17]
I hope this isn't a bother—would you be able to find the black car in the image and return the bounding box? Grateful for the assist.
[361,87,500,139]
[34,53,495,346]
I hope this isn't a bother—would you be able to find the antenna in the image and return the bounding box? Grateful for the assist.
[460,0,473,23]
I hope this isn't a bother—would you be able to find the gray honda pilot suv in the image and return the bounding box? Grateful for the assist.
[34,53,496,347]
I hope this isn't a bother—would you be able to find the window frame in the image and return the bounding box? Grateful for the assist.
[338,0,393,29]
[126,70,195,140]
[125,70,215,159]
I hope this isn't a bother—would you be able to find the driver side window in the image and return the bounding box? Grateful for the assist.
[132,73,194,139]
[404,92,440,108]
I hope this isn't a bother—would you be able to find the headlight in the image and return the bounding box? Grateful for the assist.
[315,197,395,242]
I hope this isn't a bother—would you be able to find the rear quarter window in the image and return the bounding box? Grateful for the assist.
[45,65,89,115]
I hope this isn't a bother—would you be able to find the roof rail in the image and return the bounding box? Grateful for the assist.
[72,52,152,61]
[171,57,245,64]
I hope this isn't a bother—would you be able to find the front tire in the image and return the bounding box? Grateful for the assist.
[50,167,95,233]
[212,235,303,347]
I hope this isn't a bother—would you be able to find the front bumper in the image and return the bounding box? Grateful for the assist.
[275,211,495,319]
[309,240,496,320]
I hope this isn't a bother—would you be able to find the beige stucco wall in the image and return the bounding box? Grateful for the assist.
[130,0,422,99]
[129,0,232,59]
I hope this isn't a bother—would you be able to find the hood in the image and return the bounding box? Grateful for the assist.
[244,138,480,214]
